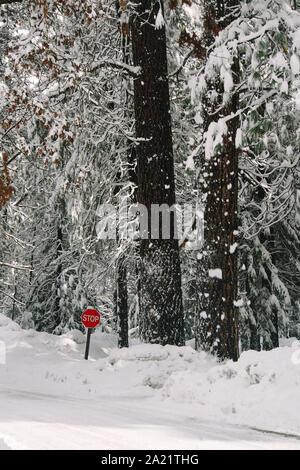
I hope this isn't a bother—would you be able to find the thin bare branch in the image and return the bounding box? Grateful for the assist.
[0,262,32,271]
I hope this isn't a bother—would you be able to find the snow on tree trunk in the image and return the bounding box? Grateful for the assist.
[131,0,184,345]
[195,0,240,361]
[114,3,130,349]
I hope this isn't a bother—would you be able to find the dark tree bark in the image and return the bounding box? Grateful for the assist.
[130,1,184,345]
[116,256,129,348]
[113,3,138,348]
[0,0,22,4]
[270,308,279,348]
[195,1,240,361]
[54,223,63,326]
[264,240,280,350]
[242,257,261,351]
[249,316,261,351]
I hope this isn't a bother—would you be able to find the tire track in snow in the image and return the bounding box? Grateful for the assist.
[0,386,300,450]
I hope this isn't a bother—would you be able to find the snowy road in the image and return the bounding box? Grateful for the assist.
[0,386,300,450]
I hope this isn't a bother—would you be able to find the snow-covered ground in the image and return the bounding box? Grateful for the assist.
[0,312,300,450]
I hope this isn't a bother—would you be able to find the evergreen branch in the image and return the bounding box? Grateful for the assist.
[88,60,140,78]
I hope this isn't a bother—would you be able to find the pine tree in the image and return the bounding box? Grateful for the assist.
[236,0,300,349]
[131,0,185,345]
[193,0,240,361]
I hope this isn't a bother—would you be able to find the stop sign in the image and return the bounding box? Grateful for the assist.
[81,309,100,328]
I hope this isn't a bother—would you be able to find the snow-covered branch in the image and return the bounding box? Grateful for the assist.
[0,262,32,271]
[88,60,140,78]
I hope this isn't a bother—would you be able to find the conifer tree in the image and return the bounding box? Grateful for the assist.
[131,0,185,345]
[193,0,240,361]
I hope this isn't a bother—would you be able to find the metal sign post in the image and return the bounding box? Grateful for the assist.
[81,309,100,360]
[84,328,92,360]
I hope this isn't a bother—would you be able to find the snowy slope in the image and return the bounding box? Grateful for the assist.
[0,313,300,450]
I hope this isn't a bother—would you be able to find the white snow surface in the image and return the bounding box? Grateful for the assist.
[208,268,223,279]
[0,313,300,450]
[154,6,164,30]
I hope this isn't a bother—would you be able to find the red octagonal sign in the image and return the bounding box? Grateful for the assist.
[81,309,100,328]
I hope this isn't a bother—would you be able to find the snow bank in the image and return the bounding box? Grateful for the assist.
[161,347,300,433]
[95,344,216,393]
[0,313,299,438]
[98,343,300,435]
[0,438,11,450]
[0,313,21,331]
[0,314,117,398]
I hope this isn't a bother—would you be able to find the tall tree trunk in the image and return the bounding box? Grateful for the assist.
[116,255,129,347]
[113,3,136,348]
[131,1,184,345]
[245,259,261,351]
[249,315,261,351]
[195,1,240,361]
[54,223,63,326]
[270,308,279,348]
